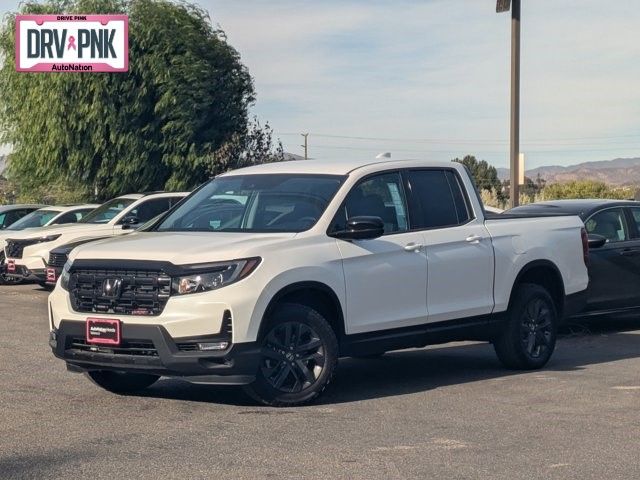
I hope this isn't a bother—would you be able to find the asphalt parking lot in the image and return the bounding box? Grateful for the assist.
[1,285,640,479]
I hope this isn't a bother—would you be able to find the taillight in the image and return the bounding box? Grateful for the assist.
[581,227,589,266]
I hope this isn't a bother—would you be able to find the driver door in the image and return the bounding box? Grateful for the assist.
[331,171,428,334]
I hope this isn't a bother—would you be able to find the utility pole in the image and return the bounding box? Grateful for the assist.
[497,0,521,208]
[300,133,309,160]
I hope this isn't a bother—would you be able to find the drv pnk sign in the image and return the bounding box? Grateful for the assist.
[15,15,128,72]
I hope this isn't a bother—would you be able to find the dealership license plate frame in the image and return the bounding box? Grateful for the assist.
[86,317,121,346]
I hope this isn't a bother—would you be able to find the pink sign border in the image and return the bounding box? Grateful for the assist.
[15,14,129,73]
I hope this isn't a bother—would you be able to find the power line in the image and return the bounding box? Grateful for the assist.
[276,131,640,146]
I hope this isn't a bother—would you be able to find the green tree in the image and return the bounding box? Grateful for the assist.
[0,0,255,200]
[453,155,504,201]
[208,117,285,177]
[541,180,633,200]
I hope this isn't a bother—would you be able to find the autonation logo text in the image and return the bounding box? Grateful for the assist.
[16,14,128,72]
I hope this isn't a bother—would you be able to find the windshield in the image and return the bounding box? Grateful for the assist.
[6,210,58,230]
[80,198,136,224]
[157,174,345,233]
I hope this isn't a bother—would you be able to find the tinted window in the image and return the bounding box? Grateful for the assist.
[7,209,58,229]
[406,169,470,229]
[332,172,408,235]
[81,198,136,224]
[629,208,640,237]
[585,208,628,242]
[51,210,85,225]
[3,209,28,228]
[158,175,344,233]
[127,198,172,224]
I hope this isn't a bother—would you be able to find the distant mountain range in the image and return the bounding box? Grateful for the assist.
[497,157,640,186]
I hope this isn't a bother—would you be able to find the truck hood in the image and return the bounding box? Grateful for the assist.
[70,231,298,265]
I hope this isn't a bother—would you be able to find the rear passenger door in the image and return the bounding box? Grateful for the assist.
[404,169,494,323]
[584,207,637,311]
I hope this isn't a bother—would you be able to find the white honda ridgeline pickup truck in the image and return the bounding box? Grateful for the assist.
[49,159,590,406]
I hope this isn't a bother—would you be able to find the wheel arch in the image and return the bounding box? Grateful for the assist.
[509,260,566,318]
[258,281,346,343]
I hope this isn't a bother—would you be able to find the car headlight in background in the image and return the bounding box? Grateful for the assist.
[172,257,261,295]
[60,261,72,290]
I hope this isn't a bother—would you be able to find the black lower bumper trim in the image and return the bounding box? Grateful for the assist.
[51,320,261,385]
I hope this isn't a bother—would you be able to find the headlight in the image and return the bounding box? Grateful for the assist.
[171,257,261,295]
[60,261,72,290]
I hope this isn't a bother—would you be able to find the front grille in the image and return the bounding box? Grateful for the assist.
[48,252,68,267]
[5,239,38,259]
[69,268,171,316]
[68,337,159,357]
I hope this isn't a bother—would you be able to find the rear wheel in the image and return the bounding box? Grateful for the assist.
[494,283,557,370]
[85,370,159,394]
[244,303,338,407]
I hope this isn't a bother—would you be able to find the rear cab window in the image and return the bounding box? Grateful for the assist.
[404,169,472,230]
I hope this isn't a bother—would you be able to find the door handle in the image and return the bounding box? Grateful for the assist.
[620,249,640,257]
[403,242,422,252]
[465,234,482,243]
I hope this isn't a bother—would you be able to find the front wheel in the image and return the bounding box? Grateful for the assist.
[244,303,338,407]
[85,370,159,394]
[494,283,558,370]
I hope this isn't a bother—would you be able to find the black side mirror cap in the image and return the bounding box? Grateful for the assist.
[588,234,607,249]
[330,216,385,240]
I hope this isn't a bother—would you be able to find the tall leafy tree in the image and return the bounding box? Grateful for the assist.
[452,155,505,201]
[0,0,255,199]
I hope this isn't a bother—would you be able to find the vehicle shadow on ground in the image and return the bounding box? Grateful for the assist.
[136,316,640,406]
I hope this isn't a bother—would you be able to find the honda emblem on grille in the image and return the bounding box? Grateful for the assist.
[102,278,123,298]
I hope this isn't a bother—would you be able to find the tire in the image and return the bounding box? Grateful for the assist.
[244,303,339,407]
[494,283,558,370]
[85,370,160,394]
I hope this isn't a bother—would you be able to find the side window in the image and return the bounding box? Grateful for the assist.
[130,198,172,223]
[332,172,408,235]
[0,213,6,228]
[406,169,470,229]
[75,209,94,221]
[585,208,628,243]
[4,210,25,227]
[52,211,82,225]
[629,208,640,237]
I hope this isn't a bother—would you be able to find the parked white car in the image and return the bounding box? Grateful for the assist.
[4,192,186,285]
[48,159,589,406]
[0,204,98,284]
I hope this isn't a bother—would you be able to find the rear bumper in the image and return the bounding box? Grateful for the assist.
[50,320,261,385]
[565,290,588,318]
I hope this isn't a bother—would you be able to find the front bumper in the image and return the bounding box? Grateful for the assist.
[50,320,261,385]
[4,263,46,282]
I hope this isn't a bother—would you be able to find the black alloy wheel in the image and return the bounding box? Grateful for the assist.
[261,321,326,393]
[244,303,338,407]
[520,297,553,359]
[494,283,558,370]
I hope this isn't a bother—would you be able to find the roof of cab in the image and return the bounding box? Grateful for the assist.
[219,158,455,177]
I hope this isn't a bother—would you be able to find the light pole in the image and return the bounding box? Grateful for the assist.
[497,0,521,208]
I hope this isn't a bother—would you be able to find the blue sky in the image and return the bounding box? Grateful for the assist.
[3,0,640,169]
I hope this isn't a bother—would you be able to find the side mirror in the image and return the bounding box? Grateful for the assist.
[120,216,139,230]
[588,234,607,249]
[331,216,385,240]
